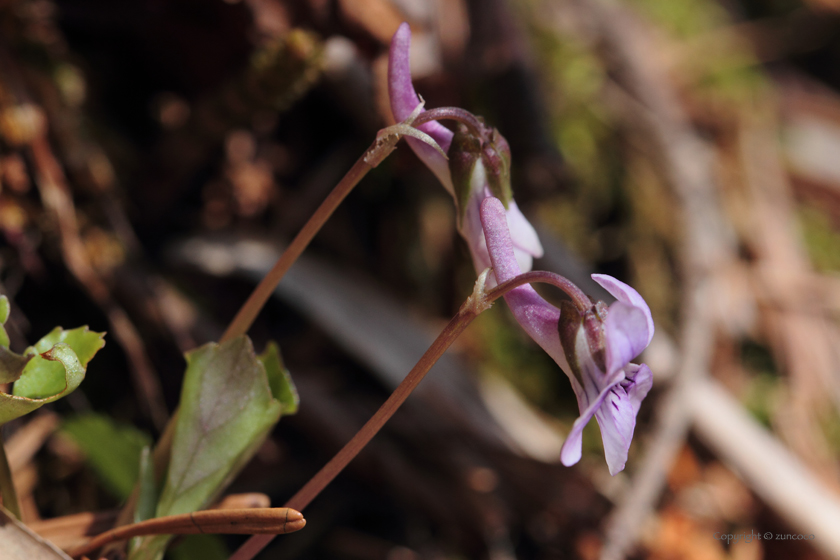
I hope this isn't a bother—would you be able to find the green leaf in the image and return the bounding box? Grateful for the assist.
[61,414,152,500]
[0,344,84,425]
[129,336,291,560]
[128,446,158,555]
[167,535,229,560]
[259,342,299,415]
[13,345,83,400]
[31,326,105,369]
[0,326,105,425]
[134,446,158,523]
[0,296,10,349]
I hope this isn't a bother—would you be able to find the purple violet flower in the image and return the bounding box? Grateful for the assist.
[480,197,653,475]
[389,22,543,274]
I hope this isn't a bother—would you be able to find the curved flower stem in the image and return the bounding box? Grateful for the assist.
[229,309,477,560]
[0,434,20,520]
[219,156,373,344]
[229,269,592,560]
[412,107,484,136]
[487,270,593,312]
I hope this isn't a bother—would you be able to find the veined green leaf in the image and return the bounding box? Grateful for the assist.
[129,336,294,560]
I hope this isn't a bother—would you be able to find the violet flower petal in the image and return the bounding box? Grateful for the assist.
[591,274,654,346]
[603,301,651,377]
[480,197,570,373]
[506,199,544,263]
[388,23,454,193]
[559,380,613,467]
[593,363,653,475]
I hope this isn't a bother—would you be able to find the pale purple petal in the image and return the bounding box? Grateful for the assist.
[591,274,654,346]
[593,363,652,475]
[461,196,492,275]
[389,23,454,193]
[603,301,651,376]
[559,381,613,467]
[480,197,569,373]
[505,199,544,260]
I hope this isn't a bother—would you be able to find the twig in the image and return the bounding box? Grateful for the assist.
[689,376,840,560]
[67,508,305,559]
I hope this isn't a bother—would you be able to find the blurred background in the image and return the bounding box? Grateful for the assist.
[1,0,840,558]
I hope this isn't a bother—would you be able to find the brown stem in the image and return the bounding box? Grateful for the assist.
[68,508,305,559]
[228,269,574,560]
[220,154,373,343]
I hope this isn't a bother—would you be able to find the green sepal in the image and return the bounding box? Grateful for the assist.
[558,300,585,388]
[449,123,482,227]
[483,128,513,207]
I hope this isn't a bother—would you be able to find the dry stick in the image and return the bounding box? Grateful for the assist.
[68,508,305,559]
[229,270,585,560]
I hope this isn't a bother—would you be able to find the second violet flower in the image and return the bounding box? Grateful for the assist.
[481,197,653,475]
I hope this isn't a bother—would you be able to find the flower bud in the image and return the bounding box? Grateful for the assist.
[449,123,482,226]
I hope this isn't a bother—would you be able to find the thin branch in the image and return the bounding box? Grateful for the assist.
[68,508,305,559]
